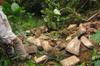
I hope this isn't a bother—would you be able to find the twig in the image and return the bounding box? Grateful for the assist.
[86,11,100,21]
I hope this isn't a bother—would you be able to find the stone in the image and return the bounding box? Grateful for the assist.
[60,56,80,66]
[26,36,42,47]
[67,24,77,29]
[79,24,86,35]
[34,55,48,63]
[41,40,53,52]
[25,45,37,54]
[65,37,81,55]
[80,36,94,49]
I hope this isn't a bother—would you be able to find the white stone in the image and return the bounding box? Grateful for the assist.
[34,55,48,63]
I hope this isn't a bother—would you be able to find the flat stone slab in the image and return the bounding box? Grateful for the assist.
[60,56,80,66]
[80,36,94,49]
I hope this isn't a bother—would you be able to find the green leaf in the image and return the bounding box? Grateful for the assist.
[90,31,100,43]
[53,9,61,15]
[11,2,21,13]
[94,60,100,66]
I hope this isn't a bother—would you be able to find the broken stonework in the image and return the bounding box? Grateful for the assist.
[65,37,81,55]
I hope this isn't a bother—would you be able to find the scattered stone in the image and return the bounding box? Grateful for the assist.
[56,40,67,49]
[30,26,48,37]
[79,24,86,35]
[62,25,78,36]
[47,61,58,66]
[39,26,48,33]
[80,36,94,49]
[60,56,80,66]
[48,40,57,47]
[67,24,77,29]
[81,22,100,36]
[39,34,50,39]
[34,55,48,63]
[25,30,31,36]
[26,36,42,47]
[25,45,37,54]
[41,40,53,52]
[48,48,65,58]
[26,36,35,44]
[66,36,72,41]
[65,37,81,55]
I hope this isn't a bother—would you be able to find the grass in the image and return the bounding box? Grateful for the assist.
[8,14,43,34]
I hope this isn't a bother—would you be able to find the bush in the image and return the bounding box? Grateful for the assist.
[41,0,82,30]
[41,0,100,30]
[3,1,41,33]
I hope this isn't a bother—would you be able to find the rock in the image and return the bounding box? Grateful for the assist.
[25,45,37,54]
[41,40,53,52]
[34,55,48,63]
[67,24,77,29]
[47,61,57,66]
[56,40,67,49]
[60,56,80,66]
[30,26,48,37]
[65,37,81,55]
[25,30,31,36]
[39,34,50,39]
[48,40,57,47]
[39,26,48,33]
[79,24,86,35]
[48,48,65,58]
[61,25,78,36]
[66,36,72,41]
[80,36,94,49]
[26,36,42,47]
[26,36,35,44]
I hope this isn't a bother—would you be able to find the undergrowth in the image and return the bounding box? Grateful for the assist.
[0,0,100,66]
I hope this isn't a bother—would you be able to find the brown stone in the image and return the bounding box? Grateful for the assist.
[67,24,77,29]
[60,56,80,66]
[34,55,48,63]
[65,37,81,55]
[41,40,53,52]
[26,36,42,47]
[56,40,67,49]
[80,36,94,49]
[79,24,86,35]
[25,45,37,54]
[30,26,48,37]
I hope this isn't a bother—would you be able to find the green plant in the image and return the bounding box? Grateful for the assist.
[90,31,100,44]
[91,48,100,66]
[3,1,42,34]
[3,1,25,15]
[41,0,82,30]
[94,60,100,66]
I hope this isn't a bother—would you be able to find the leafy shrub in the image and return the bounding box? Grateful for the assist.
[3,1,25,15]
[41,0,82,30]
